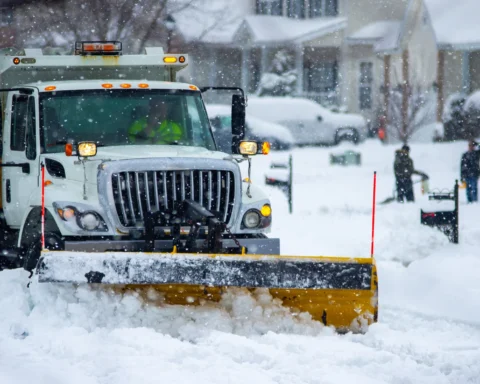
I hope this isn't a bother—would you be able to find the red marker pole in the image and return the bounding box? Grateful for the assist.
[41,163,45,250]
[371,171,377,257]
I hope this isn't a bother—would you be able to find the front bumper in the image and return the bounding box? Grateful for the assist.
[63,237,280,255]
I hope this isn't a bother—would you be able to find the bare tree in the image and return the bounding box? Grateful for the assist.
[385,81,436,144]
[13,0,231,53]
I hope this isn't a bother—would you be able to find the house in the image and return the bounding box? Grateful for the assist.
[424,0,480,121]
[185,0,438,132]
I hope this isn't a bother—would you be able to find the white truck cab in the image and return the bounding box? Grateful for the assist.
[0,42,279,270]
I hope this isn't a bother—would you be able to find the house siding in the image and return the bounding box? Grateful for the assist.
[469,51,480,92]
[343,0,408,36]
[443,51,465,96]
[404,0,437,89]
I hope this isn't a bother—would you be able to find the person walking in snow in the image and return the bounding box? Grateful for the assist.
[394,145,423,202]
[460,140,480,203]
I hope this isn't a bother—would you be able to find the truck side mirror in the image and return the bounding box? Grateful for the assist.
[232,94,245,154]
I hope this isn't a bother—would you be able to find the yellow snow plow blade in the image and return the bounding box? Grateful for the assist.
[37,251,378,332]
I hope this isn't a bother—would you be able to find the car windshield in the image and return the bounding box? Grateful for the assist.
[40,89,216,153]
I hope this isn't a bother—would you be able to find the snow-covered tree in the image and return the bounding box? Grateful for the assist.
[256,49,297,97]
[462,91,480,140]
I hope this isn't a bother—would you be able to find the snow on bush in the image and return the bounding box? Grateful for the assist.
[256,49,297,97]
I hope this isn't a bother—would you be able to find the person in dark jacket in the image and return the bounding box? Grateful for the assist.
[460,140,480,202]
[394,145,422,202]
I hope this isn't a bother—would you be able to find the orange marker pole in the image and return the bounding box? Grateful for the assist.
[41,162,45,250]
[371,171,377,258]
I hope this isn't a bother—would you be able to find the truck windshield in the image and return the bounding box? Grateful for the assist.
[40,89,216,153]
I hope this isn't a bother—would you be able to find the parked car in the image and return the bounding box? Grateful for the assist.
[206,104,294,153]
[246,97,368,146]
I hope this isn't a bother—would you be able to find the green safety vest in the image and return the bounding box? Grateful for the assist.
[128,118,183,144]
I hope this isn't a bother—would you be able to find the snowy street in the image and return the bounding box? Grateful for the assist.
[1,140,479,384]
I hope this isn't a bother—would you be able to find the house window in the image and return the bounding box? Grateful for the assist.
[287,0,305,19]
[309,0,338,17]
[306,62,338,93]
[359,62,373,110]
[256,0,283,16]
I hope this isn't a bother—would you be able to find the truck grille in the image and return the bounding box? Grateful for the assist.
[111,170,235,227]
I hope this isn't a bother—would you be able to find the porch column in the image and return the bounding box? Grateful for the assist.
[295,45,304,96]
[462,51,471,93]
[241,46,250,93]
[260,45,268,75]
[402,49,410,142]
[436,50,445,122]
[208,46,217,86]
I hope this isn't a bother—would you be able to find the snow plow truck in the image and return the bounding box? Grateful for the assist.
[0,41,377,332]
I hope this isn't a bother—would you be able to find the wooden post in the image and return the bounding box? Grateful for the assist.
[402,49,409,142]
[437,50,445,122]
[383,55,391,120]
[241,46,250,93]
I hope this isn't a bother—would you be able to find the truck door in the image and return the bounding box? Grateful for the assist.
[2,92,39,228]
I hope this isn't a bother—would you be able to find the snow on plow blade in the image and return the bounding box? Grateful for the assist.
[37,251,378,331]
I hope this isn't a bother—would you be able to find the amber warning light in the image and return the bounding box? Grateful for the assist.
[75,41,122,56]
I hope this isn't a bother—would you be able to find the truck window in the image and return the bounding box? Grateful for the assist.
[40,89,216,152]
[25,97,37,160]
[10,94,28,152]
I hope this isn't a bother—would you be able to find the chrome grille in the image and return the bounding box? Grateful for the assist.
[111,170,235,227]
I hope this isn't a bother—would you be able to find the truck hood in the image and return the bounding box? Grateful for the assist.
[43,145,232,184]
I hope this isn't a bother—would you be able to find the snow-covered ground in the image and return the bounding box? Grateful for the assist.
[1,140,480,383]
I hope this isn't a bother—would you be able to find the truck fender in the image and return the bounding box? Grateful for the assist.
[17,207,61,248]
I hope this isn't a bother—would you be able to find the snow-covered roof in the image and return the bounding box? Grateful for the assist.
[173,0,245,44]
[234,15,347,45]
[424,0,480,50]
[347,21,402,53]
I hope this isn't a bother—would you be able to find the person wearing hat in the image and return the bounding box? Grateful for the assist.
[394,144,422,202]
[460,140,480,203]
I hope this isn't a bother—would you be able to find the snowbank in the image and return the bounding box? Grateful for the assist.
[2,140,480,383]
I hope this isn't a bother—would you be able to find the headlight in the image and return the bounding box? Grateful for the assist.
[78,212,101,231]
[78,141,97,157]
[54,203,108,232]
[239,141,258,155]
[243,210,261,228]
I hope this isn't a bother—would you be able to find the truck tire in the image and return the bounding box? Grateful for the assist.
[22,231,64,272]
[20,209,63,272]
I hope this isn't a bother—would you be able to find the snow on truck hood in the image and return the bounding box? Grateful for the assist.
[44,145,231,184]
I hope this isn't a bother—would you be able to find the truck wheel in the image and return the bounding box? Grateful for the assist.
[22,232,64,272]
[23,239,41,272]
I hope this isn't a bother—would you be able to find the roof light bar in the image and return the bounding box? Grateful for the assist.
[75,41,122,56]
